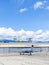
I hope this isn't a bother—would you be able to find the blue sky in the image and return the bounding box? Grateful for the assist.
[0,0,49,31]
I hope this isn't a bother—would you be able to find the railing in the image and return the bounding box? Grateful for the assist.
[0,43,49,55]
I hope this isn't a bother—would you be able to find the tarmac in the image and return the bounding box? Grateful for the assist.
[0,52,49,65]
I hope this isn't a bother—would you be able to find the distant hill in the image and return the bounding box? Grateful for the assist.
[35,41,49,43]
[0,39,16,43]
[0,39,29,43]
[0,39,49,43]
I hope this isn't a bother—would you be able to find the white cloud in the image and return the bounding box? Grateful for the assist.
[36,29,43,35]
[33,1,47,10]
[34,1,44,9]
[34,1,49,10]
[0,27,49,41]
[19,8,28,13]
[0,27,16,40]
[43,0,47,3]
[46,6,49,10]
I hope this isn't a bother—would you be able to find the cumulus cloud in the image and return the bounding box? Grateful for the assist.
[33,0,49,10]
[34,1,47,10]
[0,27,49,41]
[34,1,44,9]
[46,6,49,10]
[36,29,43,35]
[19,8,28,13]
[43,0,47,3]
[0,27,16,40]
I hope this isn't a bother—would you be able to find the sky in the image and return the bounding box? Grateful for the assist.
[0,0,49,41]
